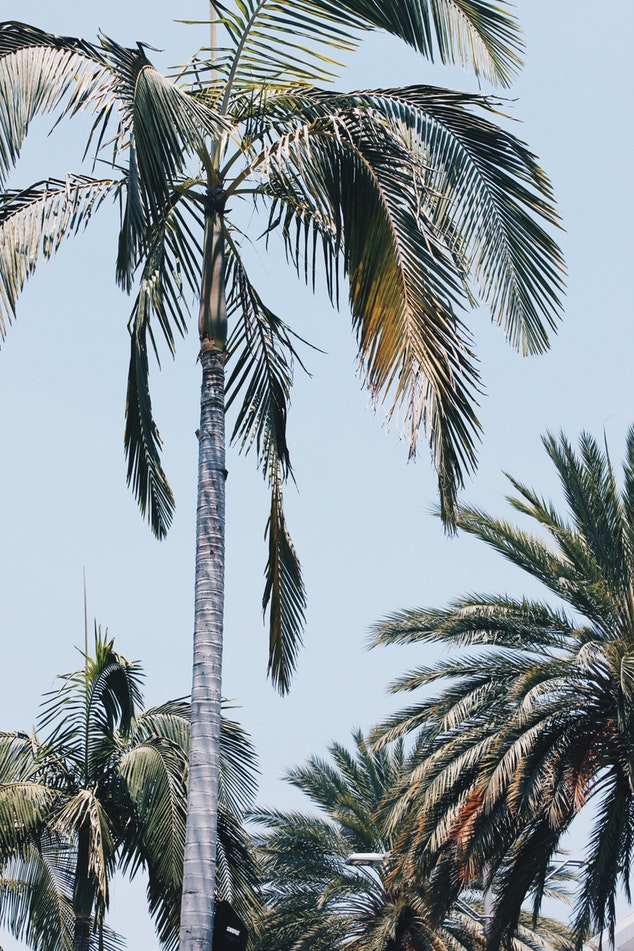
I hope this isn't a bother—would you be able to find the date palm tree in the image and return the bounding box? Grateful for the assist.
[252,730,572,951]
[372,428,634,948]
[0,3,565,946]
[0,630,259,951]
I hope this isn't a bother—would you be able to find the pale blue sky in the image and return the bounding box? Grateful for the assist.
[1,1,633,946]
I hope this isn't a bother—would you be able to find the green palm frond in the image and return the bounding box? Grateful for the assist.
[117,733,187,950]
[0,731,39,784]
[224,236,309,691]
[38,628,144,781]
[218,707,259,816]
[370,428,634,946]
[224,237,304,479]
[0,22,111,186]
[262,466,307,694]
[193,0,522,97]
[215,807,261,924]
[252,96,483,521]
[325,0,523,87]
[125,314,176,539]
[378,85,564,355]
[0,781,59,853]
[0,177,117,338]
[0,835,77,951]
[253,728,569,951]
[100,35,228,225]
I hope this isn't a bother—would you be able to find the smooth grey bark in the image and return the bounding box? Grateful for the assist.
[180,209,227,951]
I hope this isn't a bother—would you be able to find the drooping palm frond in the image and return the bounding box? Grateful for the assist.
[261,467,307,694]
[222,238,308,690]
[327,0,523,86]
[0,22,112,187]
[0,177,117,338]
[242,92,482,521]
[0,833,126,951]
[100,34,228,236]
[230,80,563,521]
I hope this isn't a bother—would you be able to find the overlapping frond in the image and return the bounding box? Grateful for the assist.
[253,729,570,951]
[0,836,77,951]
[38,628,144,781]
[373,85,564,355]
[250,91,484,521]
[100,35,227,229]
[371,429,634,946]
[192,0,522,97]
[0,637,259,948]
[233,80,562,522]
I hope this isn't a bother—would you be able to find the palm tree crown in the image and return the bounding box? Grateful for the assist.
[372,428,634,948]
[0,630,259,951]
[0,5,565,682]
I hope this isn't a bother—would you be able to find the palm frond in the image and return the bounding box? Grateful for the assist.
[0,176,117,338]
[0,22,112,187]
[254,94,484,522]
[192,0,522,97]
[0,835,76,951]
[124,310,175,539]
[262,465,307,694]
[100,35,227,226]
[318,0,523,86]
[375,85,564,355]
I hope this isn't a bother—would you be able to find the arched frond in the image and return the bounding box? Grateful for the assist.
[100,35,228,230]
[0,835,77,951]
[37,628,144,782]
[0,22,111,187]
[192,0,522,97]
[0,176,117,338]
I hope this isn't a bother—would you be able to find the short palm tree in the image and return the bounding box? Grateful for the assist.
[251,730,571,951]
[0,630,259,951]
[0,4,565,946]
[372,428,634,948]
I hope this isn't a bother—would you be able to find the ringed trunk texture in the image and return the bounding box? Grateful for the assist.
[180,346,226,951]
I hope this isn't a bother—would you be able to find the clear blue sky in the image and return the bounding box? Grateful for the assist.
[1,1,633,946]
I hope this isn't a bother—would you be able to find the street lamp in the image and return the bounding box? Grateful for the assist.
[346,852,389,868]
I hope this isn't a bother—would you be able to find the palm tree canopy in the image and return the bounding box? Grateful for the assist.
[0,3,564,691]
[252,729,479,951]
[252,729,573,951]
[371,427,634,948]
[0,631,259,951]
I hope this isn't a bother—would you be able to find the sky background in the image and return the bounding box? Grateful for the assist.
[1,0,633,947]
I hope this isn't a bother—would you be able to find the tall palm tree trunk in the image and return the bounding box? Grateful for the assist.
[180,209,227,951]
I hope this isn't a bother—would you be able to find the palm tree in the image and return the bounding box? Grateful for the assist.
[252,729,572,951]
[0,630,259,951]
[0,4,565,946]
[371,428,634,948]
